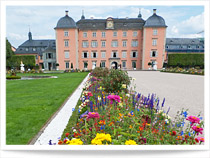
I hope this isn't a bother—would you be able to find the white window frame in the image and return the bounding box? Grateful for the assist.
[83,32,87,38]
[92,32,97,37]
[64,51,69,59]
[64,40,69,47]
[102,32,106,37]
[122,40,127,47]
[33,48,36,51]
[91,41,98,48]
[65,62,69,69]
[111,41,118,47]
[101,41,106,47]
[122,51,127,58]
[101,61,105,68]
[152,39,157,46]
[82,41,89,48]
[64,31,69,37]
[133,31,137,37]
[113,31,117,37]
[132,40,138,47]
[153,29,158,35]
[82,51,89,58]
[101,51,106,58]
[123,31,127,37]
[150,50,158,57]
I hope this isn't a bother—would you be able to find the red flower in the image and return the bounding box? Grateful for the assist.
[64,139,68,144]
[195,138,199,143]
[65,133,70,137]
[192,126,203,135]
[58,140,63,145]
[172,131,176,136]
[186,116,200,126]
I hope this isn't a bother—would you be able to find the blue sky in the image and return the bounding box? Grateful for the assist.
[6,6,204,48]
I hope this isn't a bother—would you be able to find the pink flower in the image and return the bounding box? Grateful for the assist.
[197,137,204,142]
[186,116,200,126]
[87,112,100,119]
[107,95,121,104]
[87,92,93,97]
[192,126,203,135]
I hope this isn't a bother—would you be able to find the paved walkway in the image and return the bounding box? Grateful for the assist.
[128,71,204,119]
[34,74,89,145]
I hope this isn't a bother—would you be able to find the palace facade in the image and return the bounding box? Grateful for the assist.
[14,9,204,71]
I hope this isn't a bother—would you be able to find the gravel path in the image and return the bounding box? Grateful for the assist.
[128,71,204,119]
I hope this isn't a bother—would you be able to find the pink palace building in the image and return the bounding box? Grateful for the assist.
[15,9,168,70]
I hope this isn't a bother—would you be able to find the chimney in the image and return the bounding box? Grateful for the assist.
[65,10,69,16]
[153,9,157,14]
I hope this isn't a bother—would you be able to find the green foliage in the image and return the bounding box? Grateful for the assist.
[168,54,204,68]
[6,39,14,68]
[91,67,109,78]
[6,76,21,79]
[8,55,35,69]
[101,69,131,93]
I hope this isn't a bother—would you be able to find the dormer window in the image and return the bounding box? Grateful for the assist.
[25,48,29,51]
[33,48,36,51]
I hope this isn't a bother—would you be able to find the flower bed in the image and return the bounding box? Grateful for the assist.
[161,67,204,75]
[49,69,204,145]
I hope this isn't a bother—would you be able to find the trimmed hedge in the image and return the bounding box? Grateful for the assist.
[6,76,21,80]
[168,54,204,68]
[7,55,35,69]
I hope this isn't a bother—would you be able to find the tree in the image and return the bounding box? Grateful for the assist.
[6,38,14,68]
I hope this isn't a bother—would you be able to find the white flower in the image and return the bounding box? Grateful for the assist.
[73,129,77,132]
[126,94,130,97]
[98,96,101,101]
[165,119,169,124]
[85,99,89,102]
[79,106,81,109]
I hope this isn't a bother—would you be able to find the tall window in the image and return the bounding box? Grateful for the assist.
[152,39,157,46]
[64,51,69,59]
[150,50,158,57]
[92,32,97,37]
[64,31,69,37]
[132,61,136,68]
[113,31,117,37]
[82,41,89,48]
[64,40,69,47]
[102,32,106,37]
[84,62,88,68]
[133,31,137,37]
[122,61,126,68]
[101,41,106,47]
[91,41,98,48]
[122,51,127,58]
[122,40,127,47]
[83,32,87,38]
[111,41,118,47]
[92,52,97,58]
[132,40,138,47]
[101,51,106,58]
[123,31,127,37]
[66,62,69,69]
[26,48,29,51]
[153,29,158,35]
[132,51,137,58]
[101,61,105,68]
[36,55,38,59]
[113,52,117,58]
[83,52,88,58]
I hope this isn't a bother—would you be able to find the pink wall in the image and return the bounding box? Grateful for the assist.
[142,27,166,70]
[55,28,78,70]
[78,29,143,70]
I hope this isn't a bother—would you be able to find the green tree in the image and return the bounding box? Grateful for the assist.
[6,38,14,68]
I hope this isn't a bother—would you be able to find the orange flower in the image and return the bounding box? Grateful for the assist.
[129,125,133,128]
[58,140,63,145]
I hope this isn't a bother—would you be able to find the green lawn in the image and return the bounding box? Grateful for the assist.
[6,72,88,145]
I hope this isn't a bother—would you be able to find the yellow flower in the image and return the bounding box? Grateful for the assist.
[122,84,126,88]
[67,138,83,145]
[91,133,112,145]
[125,139,137,145]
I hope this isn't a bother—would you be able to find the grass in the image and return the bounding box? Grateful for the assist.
[6,72,88,145]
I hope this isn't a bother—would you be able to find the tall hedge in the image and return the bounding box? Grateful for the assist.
[168,54,204,68]
[7,55,36,69]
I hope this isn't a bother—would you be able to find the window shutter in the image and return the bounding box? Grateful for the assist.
[150,51,152,57]
[82,52,84,58]
[116,52,118,58]
[111,52,113,58]
[96,52,98,58]
[87,52,89,58]
[156,51,158,57]
[130,52,132,58]
[136,51,138,57]
[91,52,93,58]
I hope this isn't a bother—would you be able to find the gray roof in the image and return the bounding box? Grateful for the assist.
[55,15,77,29]
[76,18,145,30]
[144,13,167,27]
[166,38,204,45]
[15,39,56,55]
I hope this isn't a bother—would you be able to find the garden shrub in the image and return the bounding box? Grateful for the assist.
[6,76,21,79]
[91,67,109,78]
[168,54,204,68]
[101,69,131,93]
